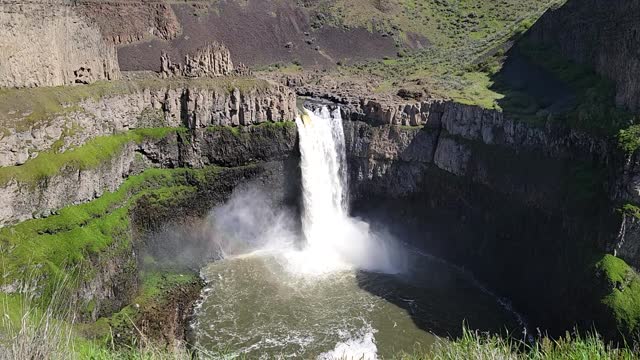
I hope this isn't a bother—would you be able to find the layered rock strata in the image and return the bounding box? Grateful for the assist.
[0,79,296,167]
[76,0,182,45]
[0,0,120,88]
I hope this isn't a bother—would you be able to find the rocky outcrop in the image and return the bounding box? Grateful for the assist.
[0,79,297,167]
[615,214,640,270]
[0,140,139,227]
[75,0,181,45]
[161,42,240,78]
[343,101,606,203]
[613,151,640,270]
[77,235,137,320]
[527,0,640,111]
[0,1,120,88]
[293,73,606,163]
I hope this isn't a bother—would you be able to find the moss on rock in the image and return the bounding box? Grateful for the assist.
[0,166,221,307]
[0,128,184,187]
[596,254,640,337]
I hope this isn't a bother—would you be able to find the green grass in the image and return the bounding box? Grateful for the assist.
[619,125,640,154]
[397,327,638,359]
[330,0,562,108]
[304,0,559,50]
[0,128,184,187]
[437,71,504,109]
[343,41,508,109]
[622,204,640,220]
[0,166,223,302]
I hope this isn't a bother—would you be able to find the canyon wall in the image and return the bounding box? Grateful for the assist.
[0,79,297,226]
[0,1,120,88]
[527,0,640,112]
[76,0,181,45]
[0,85,299,331]
[0,80,296,167]
[343,122,604,336]
[327,92,634,338]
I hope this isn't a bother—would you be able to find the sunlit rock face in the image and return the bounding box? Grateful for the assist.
[0,1,120,88]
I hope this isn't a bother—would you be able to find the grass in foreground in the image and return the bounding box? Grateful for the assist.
[3,303,639,360]
[397,327,639,360]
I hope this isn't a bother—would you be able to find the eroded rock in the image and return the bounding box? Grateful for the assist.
[0,1,120,88]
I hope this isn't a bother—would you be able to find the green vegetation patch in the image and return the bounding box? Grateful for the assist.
[0,128,182,187]
[345,47,507,109]
[335,0,562,108]
[88,267,200,346]
[0,166,222,302]
[596,255,640,335]
[621,204,640,220]
[305,0,557,50]
[257,62,304,74]
[618,125,640,155]
[401,325,638,359]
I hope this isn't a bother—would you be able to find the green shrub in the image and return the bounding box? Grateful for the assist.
[619,125,640,154]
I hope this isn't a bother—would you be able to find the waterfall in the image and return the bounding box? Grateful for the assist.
[292,106,405,275]
[296,106,349,248]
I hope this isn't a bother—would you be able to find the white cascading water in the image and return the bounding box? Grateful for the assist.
[291,106,404,275]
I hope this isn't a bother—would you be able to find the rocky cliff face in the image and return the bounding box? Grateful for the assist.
[76,0,181,45]
[527,0,640,112]
[337,93,632,337]
[0,0,120,88]
[344,99,611,205]
[0,124,297,228]
[161,42,243,78]
[0,76,297,226]
[613,152,640,270]
[0,79,296,167]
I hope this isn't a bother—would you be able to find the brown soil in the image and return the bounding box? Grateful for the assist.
[117,0,398,71]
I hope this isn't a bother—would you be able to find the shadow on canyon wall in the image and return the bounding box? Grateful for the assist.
[347,121,619,339]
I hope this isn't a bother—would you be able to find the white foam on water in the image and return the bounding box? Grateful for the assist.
[318,327,379,360]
